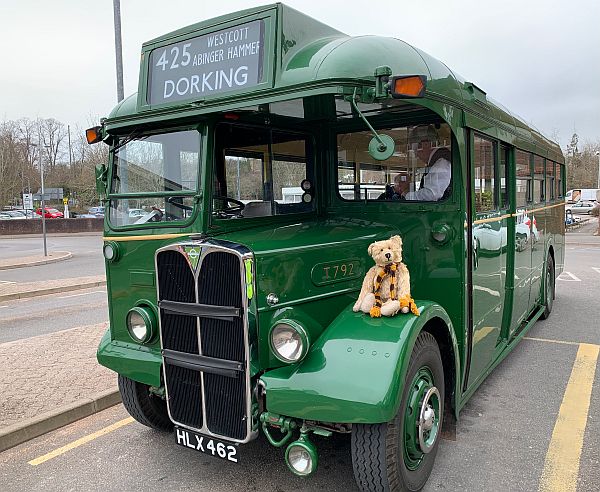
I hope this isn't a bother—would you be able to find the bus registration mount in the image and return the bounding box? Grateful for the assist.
[175,427,239,463]
[148,19,265,106]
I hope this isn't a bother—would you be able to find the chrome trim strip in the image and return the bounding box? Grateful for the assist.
[155,239,257,444]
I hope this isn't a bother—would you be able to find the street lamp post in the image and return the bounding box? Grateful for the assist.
[38,131,48,257]
[595,151,600,189]
[113,0,124,102]
[30,134,49,257]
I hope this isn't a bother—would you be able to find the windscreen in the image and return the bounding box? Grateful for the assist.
[109,129,200,226]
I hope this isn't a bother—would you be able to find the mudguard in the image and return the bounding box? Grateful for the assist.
[260,301,459,423]
[96,327,162,387]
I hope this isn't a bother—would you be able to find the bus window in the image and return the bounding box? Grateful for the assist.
[336,123,452,202]
[515,150,531,207]
[499,145,509,208]
[546,160,555,200]
[556,163,564,198]
[533,155,544,203]
[215,123,314,218]
[473,135,496,212]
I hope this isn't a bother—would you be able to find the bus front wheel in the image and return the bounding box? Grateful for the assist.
[118,375,173,431]
[351,332,444,492]
[540,255,555,320]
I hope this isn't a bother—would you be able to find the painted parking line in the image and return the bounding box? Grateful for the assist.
[0,280,16,285]
[524,336,580,346]
[28,417,134,466]
[557,271,581,282]
[57,290,105,299]
[538,343,600,492]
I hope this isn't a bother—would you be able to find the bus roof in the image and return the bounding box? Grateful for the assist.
[106,3,562,161]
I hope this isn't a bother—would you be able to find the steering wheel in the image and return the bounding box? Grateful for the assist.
[134,208,163,224]
[213,195,246,214]
[167,196,193,211]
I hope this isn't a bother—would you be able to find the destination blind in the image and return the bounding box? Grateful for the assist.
[148,19,265,105]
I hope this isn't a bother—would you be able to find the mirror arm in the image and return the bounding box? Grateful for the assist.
[348,88,386,151]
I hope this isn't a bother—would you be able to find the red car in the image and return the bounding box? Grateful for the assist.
[36,207,64,218]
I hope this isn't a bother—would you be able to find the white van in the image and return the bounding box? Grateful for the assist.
[565,188,599,203]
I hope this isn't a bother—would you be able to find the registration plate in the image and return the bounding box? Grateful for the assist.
[175,427,239,463]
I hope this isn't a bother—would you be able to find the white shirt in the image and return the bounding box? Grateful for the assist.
[405,157,451,201]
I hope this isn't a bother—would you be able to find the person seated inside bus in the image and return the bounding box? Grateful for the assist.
[394,141,451,201]
[397,145,451,201]
[378,173,409,200]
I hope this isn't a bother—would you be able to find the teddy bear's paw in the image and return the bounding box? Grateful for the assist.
[360,293,376,313]
[381,300,400,317]
[401,306,409,314]
[352,301,361,312]
[369,306,382,318]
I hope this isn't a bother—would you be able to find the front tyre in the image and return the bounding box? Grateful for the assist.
[351,332,444,492]
[118,375,173,431]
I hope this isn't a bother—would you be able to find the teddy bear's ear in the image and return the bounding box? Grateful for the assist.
[391,235,402,248]
[367,243,375,256]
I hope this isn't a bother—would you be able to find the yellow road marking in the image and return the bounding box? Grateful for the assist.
[538,343,599,492]
[28,417,134,466]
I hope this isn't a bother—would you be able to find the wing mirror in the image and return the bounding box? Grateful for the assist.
[95,164,108,199]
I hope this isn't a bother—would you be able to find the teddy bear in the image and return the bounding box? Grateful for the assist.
[353,235,420,318]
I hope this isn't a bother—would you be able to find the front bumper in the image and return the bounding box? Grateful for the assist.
[96,328,162,388]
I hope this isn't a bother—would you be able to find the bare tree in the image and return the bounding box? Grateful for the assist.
[39,118,67,171]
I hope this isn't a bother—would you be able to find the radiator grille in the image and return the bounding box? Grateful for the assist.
[156,244,250,442]
[164,364,203,429]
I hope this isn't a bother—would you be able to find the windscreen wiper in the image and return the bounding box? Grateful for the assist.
[112,129,148,153]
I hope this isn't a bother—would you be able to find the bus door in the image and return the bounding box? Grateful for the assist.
[528,156,547,309]
[510,150,534,335]
[468,135,510,384]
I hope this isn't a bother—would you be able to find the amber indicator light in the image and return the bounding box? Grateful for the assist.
[390,75,427,98]
[86,126,102,144]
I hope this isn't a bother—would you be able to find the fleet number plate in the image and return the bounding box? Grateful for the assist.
[175,427,239,463]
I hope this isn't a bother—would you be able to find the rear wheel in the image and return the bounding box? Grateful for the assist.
[540,255,555,320]
[351,332,444,492]
[118,375,172,431]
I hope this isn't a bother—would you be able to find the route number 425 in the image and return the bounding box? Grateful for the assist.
[156,43,192,71]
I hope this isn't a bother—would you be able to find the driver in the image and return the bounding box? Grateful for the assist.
[395,125,451,201]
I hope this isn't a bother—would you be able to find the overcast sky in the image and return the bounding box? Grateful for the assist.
[1,0,598,150]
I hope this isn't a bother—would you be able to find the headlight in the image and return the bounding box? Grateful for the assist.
[103,241,120,262]
[126,306,155,343]
[270,321,309,363]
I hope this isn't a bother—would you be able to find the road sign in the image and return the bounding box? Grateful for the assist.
[63,197,69,205]
[23,193,33,210]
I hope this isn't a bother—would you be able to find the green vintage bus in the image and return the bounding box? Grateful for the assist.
[89,4,565,491]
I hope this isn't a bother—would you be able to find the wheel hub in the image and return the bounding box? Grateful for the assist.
[418,387,440,453]
[403,367,441,470]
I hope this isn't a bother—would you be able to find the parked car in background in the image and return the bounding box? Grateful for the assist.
[36,207,64,218]
[128,208,146,218]
[1,210,27,219]
[16,209,39,218]
[568,200,597,214]
[0,212,14,220]
[88,206,105,216]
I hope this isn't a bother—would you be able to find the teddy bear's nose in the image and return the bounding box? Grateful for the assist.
[385,252,391,260]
